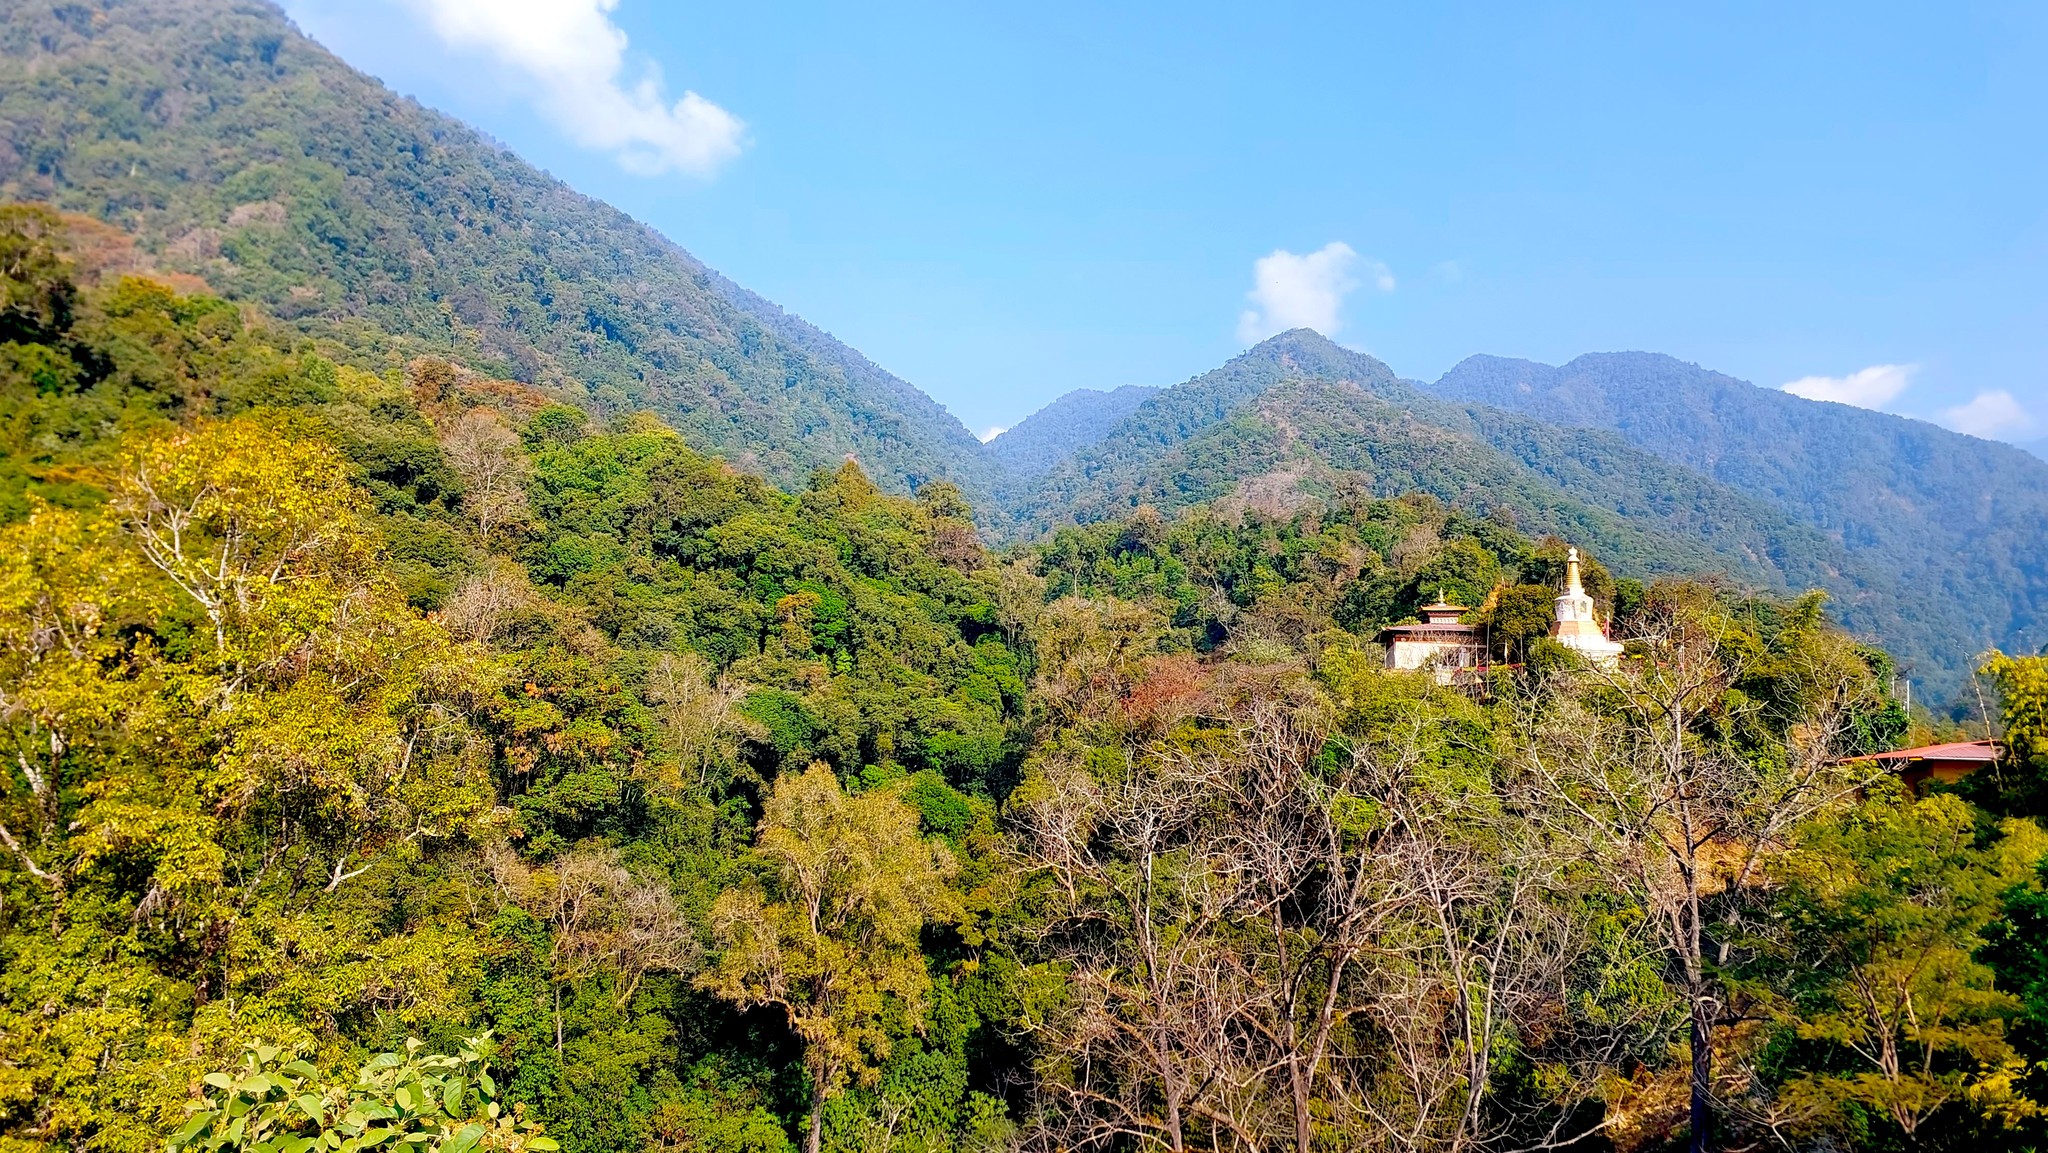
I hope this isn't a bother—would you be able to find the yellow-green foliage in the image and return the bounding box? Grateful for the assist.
[0,421,504,1151]
[702,764,959,1151]
[2,209,2042,1153]
[1766,787,2048,1139]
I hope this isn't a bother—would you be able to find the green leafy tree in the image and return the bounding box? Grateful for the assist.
[1755,787,2047,1142]
[0,204,77,344]
[1473,582,1556,662]
[702,763,960,1153]
[1977,654,2048,816]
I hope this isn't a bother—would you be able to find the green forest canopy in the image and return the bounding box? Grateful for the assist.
[6,205,2048,1153]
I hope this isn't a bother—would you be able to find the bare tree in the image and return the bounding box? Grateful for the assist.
[1501,598,1883,1153]
[645,651,757,792]
[1014,746,1267,1152]
[494,848,699,1051]
[1014,677,1612,1153]
[1339,767,1592,1153]
[442,407,530,535]
[1239,696,1613,1153]
[439,560,530,644]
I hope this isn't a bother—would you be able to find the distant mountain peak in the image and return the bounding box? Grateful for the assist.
[985,384,1164,482]
[1238,329,1397,376]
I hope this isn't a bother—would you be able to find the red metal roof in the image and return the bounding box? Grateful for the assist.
[1855,740,2003,763]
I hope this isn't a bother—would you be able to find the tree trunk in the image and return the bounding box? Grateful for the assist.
[806,1080,826,1153]
[1291,1058,1313,1153]
[1689,994,1712,1153]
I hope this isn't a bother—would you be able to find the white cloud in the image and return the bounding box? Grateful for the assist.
[1939,390,2039,440]
[1780,363,1916,409]
[405,0,744,177]
[1236,242,1392,344]
[978,426,1007,443]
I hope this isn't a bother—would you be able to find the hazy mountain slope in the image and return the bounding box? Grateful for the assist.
[2022,438,2048,464]
[987,385,1162,480]
[1427,353,2048,687]
[0,0,993,500]
[1005,331,2015,692]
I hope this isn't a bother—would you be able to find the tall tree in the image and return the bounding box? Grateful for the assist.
[440,408,531,536]
[1755,787,2047,1141]
[701,763,959,1153]
[1504,592,1887,1153]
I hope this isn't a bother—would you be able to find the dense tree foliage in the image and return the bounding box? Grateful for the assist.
[4,174,2048,1153]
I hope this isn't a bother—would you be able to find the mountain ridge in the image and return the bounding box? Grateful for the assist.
[0,0,997,502]
[1006,332,1846,581]
[1423,351,2048,685]
[986,384,1163,482]
[999,331,2031,696]
[6,0,2036,699]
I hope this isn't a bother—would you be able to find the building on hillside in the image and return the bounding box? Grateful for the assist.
[1374,546,1625,683]
[1375,599,1486,684]
[1854,739,2004,793]
[1550,548,1624,666]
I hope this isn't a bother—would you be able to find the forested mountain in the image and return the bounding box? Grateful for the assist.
[6,1,2048,1141]
[9,118,2048,1153]
[0,0,997,501]
[2023,437,2048,463]
[1427,352,2048,686]
[984,384,1160,480]
[4,0,2048,1147]
[997,330,2032,695]
[7,0,2035,698]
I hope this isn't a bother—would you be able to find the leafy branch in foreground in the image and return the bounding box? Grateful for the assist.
[166,1035,556,1153]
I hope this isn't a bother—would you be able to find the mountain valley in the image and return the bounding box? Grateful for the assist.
[6,4,2048,1153]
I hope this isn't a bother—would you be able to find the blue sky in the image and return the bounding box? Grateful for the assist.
[281,0,2048,444]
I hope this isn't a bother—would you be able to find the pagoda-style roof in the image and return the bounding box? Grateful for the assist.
[1375,620,1482,645]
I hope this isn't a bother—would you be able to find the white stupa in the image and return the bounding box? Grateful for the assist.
[1551,548,1624,666]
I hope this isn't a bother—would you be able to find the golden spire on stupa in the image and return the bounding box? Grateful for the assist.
[1550,546,1623,665]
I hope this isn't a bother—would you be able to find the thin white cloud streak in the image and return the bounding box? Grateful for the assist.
[1236,242,1392,344]
[1780,363,1915,409]
[978,426,1007,443]
[405,0,744,177]
[1939,390,2039,440]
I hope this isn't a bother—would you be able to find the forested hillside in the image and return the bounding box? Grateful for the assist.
[0,0,996,502]
[2,0,2030,700]
[8,206,2048,1153]
[997,330,2016,696]
[1429,352,2048,689]
[984,384,1160,480]
[7,0,2048,1146]
[12,193,2048,1153]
